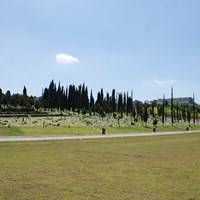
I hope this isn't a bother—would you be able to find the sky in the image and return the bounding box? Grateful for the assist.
[0,0,200,102]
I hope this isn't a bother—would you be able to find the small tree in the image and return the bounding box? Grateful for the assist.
[23,86,27,96]
[34,101,40,111]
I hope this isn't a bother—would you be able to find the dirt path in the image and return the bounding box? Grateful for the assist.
[0,130,199,142]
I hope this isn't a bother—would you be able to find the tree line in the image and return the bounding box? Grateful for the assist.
[41,80,134,115]
[0,86,34,112]
[0,80,199,126]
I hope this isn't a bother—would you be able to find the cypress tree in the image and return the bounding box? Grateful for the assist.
[71,85,76,111]
[196,109,199,123]
[123,92,127,113]
[106,92,110,102]
[127,97,133,114]
[0,88,2,106]
[144,103,148,127]
[61,86,65,111]
[131,90,134,115]
[100,88,104,102]
[68,85,73,110]
[57,82,62,109]
[176,103,179,123]
[84,86,89,109]
[6,90,11,106]
[81,84,85,108]
[105,92,111,113]
[74,88,79,110]
[23,86,27,96]
[96,92,101,105]
[162,94,165,124]
[171,87,174,125]
[90,90,94,108]
[117,93,123,113]
[187,106,191,126]
[65,87,68,110]
[48,80,56,110]
[182,106,186,122]
[42,88,49,109]
[78,85,82,109]
[111,89,116,112]
[193,93,196,124]
[151,100,157,119]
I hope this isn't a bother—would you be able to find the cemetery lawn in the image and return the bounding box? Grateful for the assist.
[0,133,200,200]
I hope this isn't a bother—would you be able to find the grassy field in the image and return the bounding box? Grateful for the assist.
[0,124,200,136]
[0,133,200,200]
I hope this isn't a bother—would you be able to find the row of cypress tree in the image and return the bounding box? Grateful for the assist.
[40,81,199,125]
[41,80,134,114]
[0,80,199,125]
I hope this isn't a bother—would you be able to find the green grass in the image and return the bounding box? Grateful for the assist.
[106,124,197,133]
[0,126,101,136]
[0,133,200,199]
[0,124,200,136]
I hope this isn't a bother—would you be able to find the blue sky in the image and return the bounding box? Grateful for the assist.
[0,0,200,101]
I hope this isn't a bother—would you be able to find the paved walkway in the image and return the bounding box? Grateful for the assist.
[0,130,199,142]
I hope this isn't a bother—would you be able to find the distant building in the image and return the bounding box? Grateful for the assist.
[156,97,193,105]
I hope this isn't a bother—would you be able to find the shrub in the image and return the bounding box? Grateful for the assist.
[102,128,106,135]
[113,113,117,119]
[82,108,87,115]
[153,118,158,126]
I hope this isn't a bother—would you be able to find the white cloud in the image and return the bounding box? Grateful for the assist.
[56,53,80,64]
[145,80,176,87]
